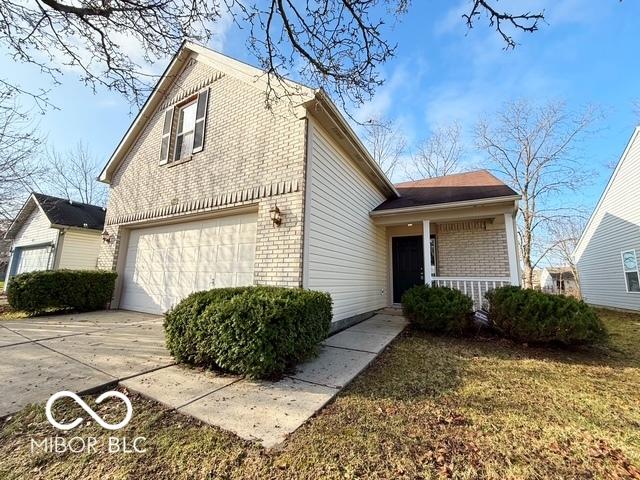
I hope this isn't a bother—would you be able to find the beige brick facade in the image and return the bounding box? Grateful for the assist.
[435,221,510,277]
[99,54,308,290]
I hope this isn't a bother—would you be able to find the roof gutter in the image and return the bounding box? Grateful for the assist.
[311,89,399,198]
[370,194,521,217]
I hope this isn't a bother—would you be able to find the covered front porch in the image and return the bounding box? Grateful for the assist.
[372,196,521,310]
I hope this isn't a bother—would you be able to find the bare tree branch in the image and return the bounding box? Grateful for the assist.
[475,100,601,288]
[463,0,545,48]
[0,88,47,221]
[45,141,108,206]
[409,122,463,179]
[362,118,406,179]
[0,0,547,111]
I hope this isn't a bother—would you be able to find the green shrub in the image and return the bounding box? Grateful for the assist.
[401,284,474,335]
[7,269,117,314]
[485,286,607,345]
[164,286,332,379]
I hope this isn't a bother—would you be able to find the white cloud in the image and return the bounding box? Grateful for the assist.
[207,9,234,52]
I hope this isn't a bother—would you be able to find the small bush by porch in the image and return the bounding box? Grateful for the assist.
[401,284,607,346]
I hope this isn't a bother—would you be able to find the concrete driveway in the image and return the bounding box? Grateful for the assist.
[0,310,171,417]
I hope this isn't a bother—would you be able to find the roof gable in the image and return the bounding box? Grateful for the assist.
[5,193,106,239]
[99,42,314,183]
[574,126,640,260]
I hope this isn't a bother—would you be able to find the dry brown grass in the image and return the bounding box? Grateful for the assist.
[1,308,639,479]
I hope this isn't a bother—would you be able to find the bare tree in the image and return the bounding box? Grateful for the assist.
[547,215,587,298]
[45,142,108,206]
[476,100,600,288]
[0,88,46,221]
[409,122,463,179]
[0,1,545,110]
[362,120,406,179]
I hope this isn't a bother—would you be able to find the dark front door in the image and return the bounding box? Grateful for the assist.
[392,235,424,303]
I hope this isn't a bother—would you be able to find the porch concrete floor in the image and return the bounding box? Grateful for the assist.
[122,312,408,448]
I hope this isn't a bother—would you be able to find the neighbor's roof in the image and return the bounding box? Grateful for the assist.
[373,170,519,212]
[545,266,575,277]
[5,193,106,239]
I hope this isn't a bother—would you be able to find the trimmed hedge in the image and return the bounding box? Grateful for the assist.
[7,269,117,314]
[401,284,474,335]
[164,286,332,379]
[485,286,607,345]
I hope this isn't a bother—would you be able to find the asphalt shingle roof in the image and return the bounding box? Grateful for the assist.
[32,193,106,230]
[374,170,518,211]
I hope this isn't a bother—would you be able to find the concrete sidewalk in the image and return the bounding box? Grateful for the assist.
[122,313,408,448]
[0,311,170,416]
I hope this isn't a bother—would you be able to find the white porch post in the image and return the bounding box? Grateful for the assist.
[423,220,432,286]
[504,213,520,285]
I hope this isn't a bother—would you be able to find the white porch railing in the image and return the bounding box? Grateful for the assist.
[432,276,512,310]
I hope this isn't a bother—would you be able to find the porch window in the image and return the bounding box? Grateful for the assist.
[430,235,437,275]
[622,250,640,292]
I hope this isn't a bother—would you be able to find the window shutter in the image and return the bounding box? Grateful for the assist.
[159,107,174,165]
[192,89,209,153]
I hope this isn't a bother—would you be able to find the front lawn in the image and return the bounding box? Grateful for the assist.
[1,309,638,479]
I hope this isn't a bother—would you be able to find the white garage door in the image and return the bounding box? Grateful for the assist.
[120,212,257,314]
[14,245,51,275]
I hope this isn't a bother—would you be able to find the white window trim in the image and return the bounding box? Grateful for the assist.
[173,98,198,162]
[621,249,640,293]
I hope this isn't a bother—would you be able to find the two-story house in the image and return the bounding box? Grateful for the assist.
[98,42,521,330]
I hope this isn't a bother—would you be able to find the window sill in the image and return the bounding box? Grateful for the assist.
[166,156,193,168]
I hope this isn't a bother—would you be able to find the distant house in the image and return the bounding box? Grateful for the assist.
[573,127,640,311]
[0,220,11,280]
[539,266,578,295]
[3,193,106,288]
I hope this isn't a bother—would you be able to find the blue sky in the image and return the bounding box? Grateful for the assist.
[2,0,639,214]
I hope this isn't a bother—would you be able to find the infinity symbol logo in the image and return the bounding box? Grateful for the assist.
[45,391,133,431]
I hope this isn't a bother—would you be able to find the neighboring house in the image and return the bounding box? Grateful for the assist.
[539,266,578,295]
[3,193,106,288]
[574,127,640,311]
[528,268,542,290]
[98,42,521,329]
[0,220,11,280]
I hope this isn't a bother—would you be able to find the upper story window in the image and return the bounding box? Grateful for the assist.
[159,88,209,165]
[622,250,640,292]
[175,100,197,161]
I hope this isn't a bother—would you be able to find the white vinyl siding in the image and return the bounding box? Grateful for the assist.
[575,128,640,311]
[56,230,101,270]
[120,212,257,314]
[12,208,57,250]
[304,119,387,323]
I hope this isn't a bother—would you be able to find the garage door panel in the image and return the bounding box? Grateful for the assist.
[198,246,218,263]
[180,246,199,264]
[215,273,235,288]
[216,244,237,262]
[120,212,257,314]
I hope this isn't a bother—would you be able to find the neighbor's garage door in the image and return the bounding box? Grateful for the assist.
[13,245,51,275]
[119,212,257,314]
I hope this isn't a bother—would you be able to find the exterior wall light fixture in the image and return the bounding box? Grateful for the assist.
[269,205,282,227]
[101,230,112,243]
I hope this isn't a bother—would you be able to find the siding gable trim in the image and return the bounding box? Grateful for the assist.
[574,126,640,260]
